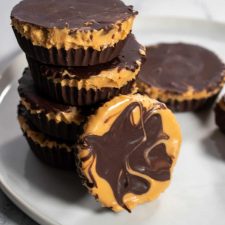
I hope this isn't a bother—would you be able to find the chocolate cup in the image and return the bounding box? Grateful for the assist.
[30,67,136,106]
[24,133,76,170]
[18,110,76,170]
[165,94,219,112]
[215,104,225,133]
[18,104,83,142]
[13,28,127,66]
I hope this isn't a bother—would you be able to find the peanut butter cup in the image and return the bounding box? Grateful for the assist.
[18,112,76,170]
[78,94,181,212]
[11,0,137,66]
[137,43,225,112]
[215,94,225,133]
[18,68,85,142]
[28,34,145,106]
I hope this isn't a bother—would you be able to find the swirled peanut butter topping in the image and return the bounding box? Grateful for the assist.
[78,94,181,212]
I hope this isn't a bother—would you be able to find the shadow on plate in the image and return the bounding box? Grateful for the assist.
[194,107,213,124]
[0,136,106,213]
[0,136,163,216]
[202,129,225,161]
[25,150,110,213]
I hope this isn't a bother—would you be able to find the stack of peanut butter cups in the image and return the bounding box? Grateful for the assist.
[11,0,184,213]
[11,0,146,170]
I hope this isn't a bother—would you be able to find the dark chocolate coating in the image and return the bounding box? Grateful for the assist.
[18,68,78,113]
[11,0,137,30]
[215,96,225,133]
[18,69,92,141]
[18,104,83,142]
[13,29,128,66]
[27,34,144,80]
[30,66,135,106]
[138,43,225,94]
[165,94,219,112]
[25,133,75,170]
[81,102,172,211]
[18,111,76,170]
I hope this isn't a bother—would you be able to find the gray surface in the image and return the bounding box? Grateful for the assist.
[0,191,38,225]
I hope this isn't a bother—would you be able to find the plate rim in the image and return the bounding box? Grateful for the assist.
[0,55,61,225]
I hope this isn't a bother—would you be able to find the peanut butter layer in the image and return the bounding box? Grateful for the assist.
[18,115,72,152]
[78,94,182,212]
[18,70,85,125]
[137,43,225,102]
[11,0,137,51]
[137,82,225,102]
[28,34,146,90]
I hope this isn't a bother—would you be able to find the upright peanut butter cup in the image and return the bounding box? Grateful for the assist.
[18,112,76,170]
[18,69,86,142]
[28,34,145,106]
[78,94,182,212]
[137,43,225,112]
[215,94,225,133]
[11,0,137,66]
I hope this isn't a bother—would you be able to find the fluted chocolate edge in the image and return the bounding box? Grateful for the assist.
[13,28,127,66]
[215,103,225,133]
[31,71,136,106]
[24,133,76,170]
[165,94,219,112]
[18,104,84,142]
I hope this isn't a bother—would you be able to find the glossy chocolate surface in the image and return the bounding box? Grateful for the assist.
[11,0,137,30]
[139,43,224,94]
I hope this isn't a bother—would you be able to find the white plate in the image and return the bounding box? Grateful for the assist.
[1,17,225,225]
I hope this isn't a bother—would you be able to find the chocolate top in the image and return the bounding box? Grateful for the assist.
[139,43,225,94]
[27,34,145,80]
[18,69,78,113]
[82,102,172,211]
[11,0,137,30]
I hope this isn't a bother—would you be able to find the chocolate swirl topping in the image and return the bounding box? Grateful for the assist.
[139,43,225,94]
[11,0,137,30]
[82,102,172,211]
